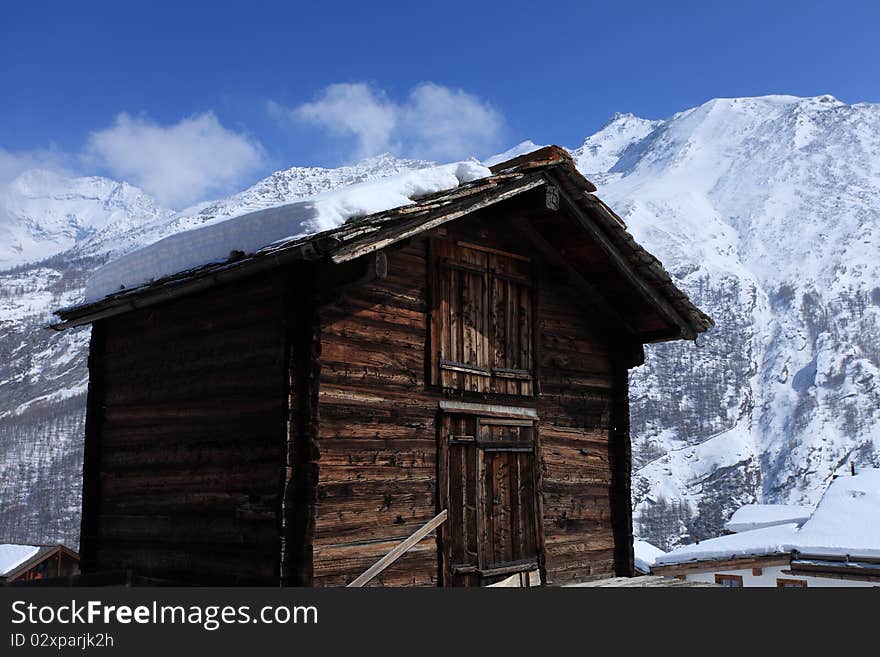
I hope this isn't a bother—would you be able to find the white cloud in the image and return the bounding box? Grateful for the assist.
[278,82,504,161]
[87,112,266,208]
[291,84,398,159]
[0,146,73,187]
[401,83,504,161]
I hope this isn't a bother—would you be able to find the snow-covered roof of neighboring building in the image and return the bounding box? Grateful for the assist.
[0,544,40,577]
[653,523,801,567]
[655,468,880,568]
[633,540,666,574]
[794,468,880,559]
[723,503,813,533]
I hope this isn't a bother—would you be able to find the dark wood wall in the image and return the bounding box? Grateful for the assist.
[312,208,634,586]
[83,273,290,584]
[314,238,439,586]
[535,272,620,584]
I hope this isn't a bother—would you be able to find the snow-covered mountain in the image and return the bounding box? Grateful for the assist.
[1,95,879,551]
[0,170,171,270]
[573,95,880,548]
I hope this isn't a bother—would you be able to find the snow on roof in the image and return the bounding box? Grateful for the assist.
[633,540,666,574]
[795,468,880,559]
[84,160,490,303]
[654,523,801,567]
[0,544,40,576]
[723,503,813,533]
[656,468,880,567]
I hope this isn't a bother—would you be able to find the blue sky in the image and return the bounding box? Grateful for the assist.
[2,0,879,207]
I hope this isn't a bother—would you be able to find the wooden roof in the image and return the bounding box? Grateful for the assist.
[51,146,713,340]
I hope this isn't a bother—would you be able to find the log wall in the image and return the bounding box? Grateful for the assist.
[535,274,620,584]
[85,273,290,584]
[314,239,439,586]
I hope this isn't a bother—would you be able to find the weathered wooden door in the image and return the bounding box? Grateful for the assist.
[439,412,541,586]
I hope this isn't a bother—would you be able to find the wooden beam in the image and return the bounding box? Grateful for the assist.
[511,216,638,338]
[347,510,448,587]
[555,184,695,340]
[438,400,538,419]
[78,322,106,574]
[331,177,546,263]
[545,184,560,211]
[280,266,321,587]
[455,240,531,262]
[609,360,634,577]
[475,559,539,578]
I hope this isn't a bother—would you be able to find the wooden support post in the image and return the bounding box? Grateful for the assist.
[281,264,321,586]
[79,322,106,573]
[609,357,634,577]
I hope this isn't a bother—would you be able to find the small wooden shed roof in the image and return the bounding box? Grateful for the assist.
[0,544,79,581]
[52,146,713,340]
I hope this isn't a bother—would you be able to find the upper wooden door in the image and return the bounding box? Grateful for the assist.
[430,240,535,396]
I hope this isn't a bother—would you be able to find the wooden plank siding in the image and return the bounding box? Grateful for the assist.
[535,271,620,585]
[87,272,290,584]
[314,238,440,587]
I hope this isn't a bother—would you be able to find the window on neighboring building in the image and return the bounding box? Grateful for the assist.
[776,578,807,588]
[715,573,744,587]
[431,240,535,395]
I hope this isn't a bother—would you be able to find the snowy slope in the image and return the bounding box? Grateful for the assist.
[0,544,39,576]
[796,468,880,557]
[724,503,813,533]
[657,468,880,564]
[633,540,665,574]
[573,95,880,548]
[71,152,436,263]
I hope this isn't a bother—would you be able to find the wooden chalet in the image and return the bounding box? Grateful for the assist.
[52,146,712,587]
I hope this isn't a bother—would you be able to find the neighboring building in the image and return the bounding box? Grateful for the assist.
[51,147,712,587]
[653,469,880,587]
[633,540,665,575]
[0,544,79,583]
